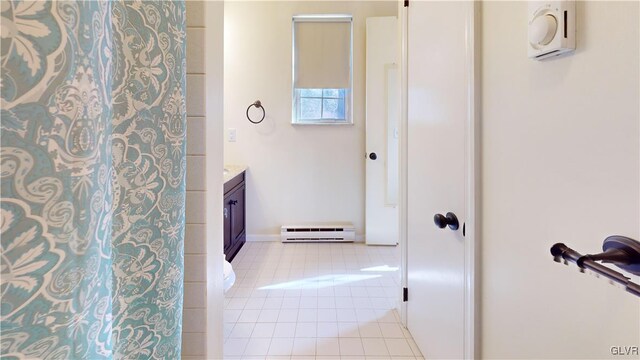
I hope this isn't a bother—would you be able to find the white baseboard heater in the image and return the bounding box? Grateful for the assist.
[281,223,355,243]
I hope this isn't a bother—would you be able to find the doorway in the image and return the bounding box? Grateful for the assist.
[219,1,411,358]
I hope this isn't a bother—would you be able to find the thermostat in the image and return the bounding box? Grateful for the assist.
[528,1,575,60]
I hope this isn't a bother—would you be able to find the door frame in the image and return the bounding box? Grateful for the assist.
[398,2,480,358]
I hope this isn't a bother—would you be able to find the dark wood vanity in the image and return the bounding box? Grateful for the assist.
[224,170,246,262]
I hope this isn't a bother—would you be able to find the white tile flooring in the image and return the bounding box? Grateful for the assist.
[223,242,424,360]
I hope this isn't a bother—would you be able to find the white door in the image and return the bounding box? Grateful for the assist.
[406,1,476,358]
[366,16,400,246]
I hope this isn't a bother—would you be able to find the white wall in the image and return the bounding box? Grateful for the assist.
[224,1,397,238]
[205,1,225,359]
[481,1,639,358]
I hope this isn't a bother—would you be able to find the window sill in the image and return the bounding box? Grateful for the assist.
[291,120,353,126]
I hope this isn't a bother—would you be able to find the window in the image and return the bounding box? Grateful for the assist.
[296,88,346,121]
[292,15,353,124]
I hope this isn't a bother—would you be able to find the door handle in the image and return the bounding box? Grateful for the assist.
[434,212,459,230]
[369,152,377,160]
[229,200,238,206]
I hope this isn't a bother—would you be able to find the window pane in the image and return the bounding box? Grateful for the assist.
[299,89,322,97]
[322,89,341,98]
[322,98,345,119]
[292,17,352,124]
[300,98,322,119]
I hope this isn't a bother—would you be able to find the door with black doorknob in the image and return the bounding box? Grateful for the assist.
[406,1,475,358]
[365,16,400,246]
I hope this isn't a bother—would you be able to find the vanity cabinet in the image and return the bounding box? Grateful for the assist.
[224,171,246,262]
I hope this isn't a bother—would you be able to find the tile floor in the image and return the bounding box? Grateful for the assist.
[223,241,424,360]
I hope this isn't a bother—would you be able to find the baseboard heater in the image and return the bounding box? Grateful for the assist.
[281,223,355,243]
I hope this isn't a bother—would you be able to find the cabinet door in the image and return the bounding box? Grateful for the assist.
[229,184,245,243]
[223,200,232,252]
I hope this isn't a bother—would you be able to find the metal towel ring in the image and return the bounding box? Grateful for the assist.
[246,100,265,124]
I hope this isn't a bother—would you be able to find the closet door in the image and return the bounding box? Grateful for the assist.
[405,1,477,358]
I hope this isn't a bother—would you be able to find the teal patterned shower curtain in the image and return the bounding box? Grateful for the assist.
[1,1,186,358]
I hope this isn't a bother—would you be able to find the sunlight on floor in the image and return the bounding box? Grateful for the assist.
[223,241,424,359]
[259,274,383,291]
[360,265,399,272]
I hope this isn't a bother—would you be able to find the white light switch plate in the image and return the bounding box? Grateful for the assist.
[228,128,236,142]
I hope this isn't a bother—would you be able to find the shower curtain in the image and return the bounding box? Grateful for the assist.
[1,1,186,358]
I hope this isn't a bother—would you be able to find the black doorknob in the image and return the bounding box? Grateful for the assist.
[369,152,377,160]
[433,212,459,231]
[229,200,238,205]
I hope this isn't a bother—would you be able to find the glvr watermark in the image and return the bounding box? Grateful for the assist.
[610,346,639,356]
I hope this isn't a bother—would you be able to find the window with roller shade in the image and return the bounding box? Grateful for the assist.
[292,15,353,124]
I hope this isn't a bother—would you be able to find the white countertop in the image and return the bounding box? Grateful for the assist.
[223,165,247,184]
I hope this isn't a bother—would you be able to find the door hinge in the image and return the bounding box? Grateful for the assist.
[404,0,409,7]
[403,287,408,302]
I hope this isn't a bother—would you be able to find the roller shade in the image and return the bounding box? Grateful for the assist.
[294,16,352,89]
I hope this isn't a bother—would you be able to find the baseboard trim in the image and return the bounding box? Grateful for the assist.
[246,234,366,242]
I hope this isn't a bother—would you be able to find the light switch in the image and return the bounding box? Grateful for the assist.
[228,128,236,142]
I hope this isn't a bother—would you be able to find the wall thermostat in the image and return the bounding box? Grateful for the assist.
[528,1,575,60]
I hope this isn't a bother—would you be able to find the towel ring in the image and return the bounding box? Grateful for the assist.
[246,100,265,124]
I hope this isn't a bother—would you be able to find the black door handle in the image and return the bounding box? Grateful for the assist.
[229,200,238,205]
[369,152,377,160]
[434,212,459,230]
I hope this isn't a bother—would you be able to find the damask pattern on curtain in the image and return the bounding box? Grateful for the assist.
[0,1,186,359]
